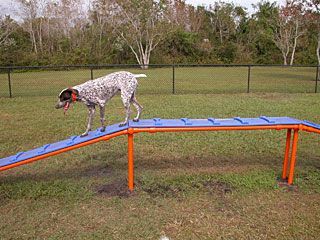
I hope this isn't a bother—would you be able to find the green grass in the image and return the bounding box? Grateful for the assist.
[0,66,318,97]
[0,76,320,239]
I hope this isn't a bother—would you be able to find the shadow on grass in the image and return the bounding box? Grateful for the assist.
[1,152,319,184]
[0,162,115,184]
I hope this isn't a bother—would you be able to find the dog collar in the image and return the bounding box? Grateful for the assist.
[71,92,77,102]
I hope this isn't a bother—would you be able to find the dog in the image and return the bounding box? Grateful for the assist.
[55,71,146,137]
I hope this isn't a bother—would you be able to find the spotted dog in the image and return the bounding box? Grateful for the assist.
[55,71,145,137]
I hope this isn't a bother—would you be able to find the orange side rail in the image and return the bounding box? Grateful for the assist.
[302,125,320,134]
[0,130,128,172]
[131,124,301,134]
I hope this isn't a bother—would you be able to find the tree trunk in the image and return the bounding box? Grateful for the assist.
[290,35,298,66]
[38,17,43,53]
[283,53,287,65]
[289,20,299,66]
[30,26,37,54]
[317,32,320,65]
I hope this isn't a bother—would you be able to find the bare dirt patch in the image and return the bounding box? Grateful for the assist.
[95,179,133,198]
[203,180,233,195]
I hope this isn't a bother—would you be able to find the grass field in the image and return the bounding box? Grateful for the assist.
[0,66,318,97]
[0,67,320,239]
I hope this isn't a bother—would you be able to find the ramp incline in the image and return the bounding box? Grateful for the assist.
[1,116,319,190]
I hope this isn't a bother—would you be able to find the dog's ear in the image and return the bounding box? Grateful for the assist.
[58,88,73,101]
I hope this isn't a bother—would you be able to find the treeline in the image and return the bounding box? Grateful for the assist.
[0,0,319,66]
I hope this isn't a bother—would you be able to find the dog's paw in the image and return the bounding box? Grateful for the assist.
[133,118,139,122]
[119,122,128,127]
[80,132,88,137]
[100,127,106,132]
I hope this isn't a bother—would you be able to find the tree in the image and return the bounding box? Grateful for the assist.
[273,0,306,65]
[0,15,16,47]
[110,0,173,68]
[251,1,281,63]
[208,2,237,44]
[303,0,320,65]
[18,0,42,54]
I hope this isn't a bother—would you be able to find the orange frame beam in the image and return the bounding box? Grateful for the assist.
[282,129,292,180]
[126,124,305,191]
[288,129,299,185]
[128,131,134,192]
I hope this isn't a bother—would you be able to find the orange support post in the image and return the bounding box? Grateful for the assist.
[287,129,299,185]
[127,130,134,192]
[282,129,292,180]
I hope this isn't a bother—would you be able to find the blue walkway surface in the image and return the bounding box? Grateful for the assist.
[1,116,319,170]
[130,116,304,128]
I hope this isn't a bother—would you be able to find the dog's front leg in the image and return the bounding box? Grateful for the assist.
[99,105,106,132]
[81,105,95,137]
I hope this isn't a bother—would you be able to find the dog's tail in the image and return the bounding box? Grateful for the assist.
[133,74,147,78]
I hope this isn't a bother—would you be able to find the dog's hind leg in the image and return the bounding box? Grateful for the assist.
[81,105,96,137]
[99,105,106,132]
[131,92,143,122]
[119,92,131,127]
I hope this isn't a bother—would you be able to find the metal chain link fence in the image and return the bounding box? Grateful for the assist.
[0,64,319,98]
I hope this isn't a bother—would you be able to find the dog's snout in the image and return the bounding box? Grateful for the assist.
[55,101,64,109]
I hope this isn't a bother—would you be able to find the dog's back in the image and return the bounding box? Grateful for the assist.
[74,71,142,105]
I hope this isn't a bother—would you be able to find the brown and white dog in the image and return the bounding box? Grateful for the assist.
[55,71,146,137]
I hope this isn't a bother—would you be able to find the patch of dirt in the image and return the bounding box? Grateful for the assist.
[277,179,299,192]
[203,180,233,195]
[140,179,234,198]
[95,179,133,198]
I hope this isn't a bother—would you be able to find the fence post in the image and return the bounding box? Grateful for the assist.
[8,68,12,98]
[315,65,319,93]
[90,68,94,80]
[247,65,251,93]
[172,64,175,94]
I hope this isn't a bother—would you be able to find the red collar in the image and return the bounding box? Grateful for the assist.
[68,87,78,102]
[71,92,77,102]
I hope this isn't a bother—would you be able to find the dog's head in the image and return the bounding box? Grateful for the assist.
[55,88,78,111]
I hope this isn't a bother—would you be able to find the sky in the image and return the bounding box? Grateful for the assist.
[185,0,284,13]
[0,0,285,19]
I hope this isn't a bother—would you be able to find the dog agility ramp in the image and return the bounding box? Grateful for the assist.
[0,123,128,171]
[1,116,319,190]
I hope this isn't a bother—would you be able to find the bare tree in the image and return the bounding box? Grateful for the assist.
[303,0,320,65]
[273,0,306,65]
[0,15,16,47]
[110,0,173,68]
[188,5,206,33]
[209,2,237,44]
[18,0,41,54]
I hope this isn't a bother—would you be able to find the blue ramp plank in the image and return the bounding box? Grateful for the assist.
[0,123,127,169]
[128,117,303,128]
[302,120,320,130]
